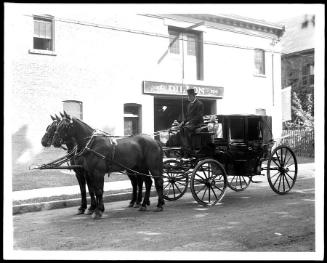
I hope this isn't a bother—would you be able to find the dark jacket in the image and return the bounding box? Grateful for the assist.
[185,99,204,126]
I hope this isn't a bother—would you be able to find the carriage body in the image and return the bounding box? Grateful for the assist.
[161,114,298,206]
[210,114,274,176]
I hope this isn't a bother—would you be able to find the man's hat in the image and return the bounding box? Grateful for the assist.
[186,87,197,95]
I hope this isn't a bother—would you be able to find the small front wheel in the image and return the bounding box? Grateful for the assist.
[267,145,298,194]
[163,159,189,201]
[190,159,227,206]
[227,175,251,191]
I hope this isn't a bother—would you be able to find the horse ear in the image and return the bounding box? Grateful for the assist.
[50,115,56,121]
[60,112,64,118]
[64,111,69,119]
[55,114,61,121]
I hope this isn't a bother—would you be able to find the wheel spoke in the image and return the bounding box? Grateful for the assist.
[213,184,224,192]
[209,185,219,200]
[173,182,183,194]
[195,185,206,195]
[283,149,288,164]
[285,171,295,182]
[284,154,293,167]
[273,173,282,187]
[277,173,282,191]
[275,150,282,166]
[201,186,208,201]
[283,173,291,189]
[163,183,170,190]
[195,172,206,182]
[270,171,280,179]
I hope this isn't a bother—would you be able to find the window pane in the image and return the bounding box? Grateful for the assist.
[45,21,52,39]
[230,118,245,140]
[34,20,40,36]
[169,30,180,54]
[254,49,265,75]
[187,34,196,56]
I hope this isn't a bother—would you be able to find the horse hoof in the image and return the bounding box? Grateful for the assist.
[76,209,85,215]
[153,207,163,212]
[92,211,103,220]
[134,203,141,208]
[139,206,147,211]
[128,203,134,208]
[86,209,95,215]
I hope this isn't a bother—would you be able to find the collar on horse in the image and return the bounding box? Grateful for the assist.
[75,130,117,162]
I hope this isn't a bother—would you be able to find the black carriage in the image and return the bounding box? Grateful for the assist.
[160,114,298,206]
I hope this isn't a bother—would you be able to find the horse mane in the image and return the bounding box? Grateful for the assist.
[72,117,94,132]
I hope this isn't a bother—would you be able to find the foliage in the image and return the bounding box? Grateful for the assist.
[283,92,314,130]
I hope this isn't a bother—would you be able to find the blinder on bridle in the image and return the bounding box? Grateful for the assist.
[53,117,74,145]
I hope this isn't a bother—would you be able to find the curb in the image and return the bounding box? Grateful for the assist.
[13,189,158,215]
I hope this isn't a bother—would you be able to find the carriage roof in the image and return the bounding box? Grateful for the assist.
[203,114,273,143]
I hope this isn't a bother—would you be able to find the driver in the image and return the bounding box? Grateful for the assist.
[179,87,204,155]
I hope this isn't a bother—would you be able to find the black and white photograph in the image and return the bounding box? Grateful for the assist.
[3,3,324,260]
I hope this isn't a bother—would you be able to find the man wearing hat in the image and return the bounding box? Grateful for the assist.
[179,87,204,155]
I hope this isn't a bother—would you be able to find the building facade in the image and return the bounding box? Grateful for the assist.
[279,15,315,122]
[5,4,285,173]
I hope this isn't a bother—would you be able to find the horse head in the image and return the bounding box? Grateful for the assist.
[52,112,74,148]
[41,115,61,147]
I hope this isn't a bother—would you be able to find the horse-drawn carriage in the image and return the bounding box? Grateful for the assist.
[160,114,298,206]
[34,112,297,219]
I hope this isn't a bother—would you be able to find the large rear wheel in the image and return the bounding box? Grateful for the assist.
[190,159,227,206]
[267,145,298,194]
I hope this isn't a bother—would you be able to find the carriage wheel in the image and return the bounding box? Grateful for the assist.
[227,175,251,191]
[190,159,227,206]
[267,145,298,195]
[163,159,189,201]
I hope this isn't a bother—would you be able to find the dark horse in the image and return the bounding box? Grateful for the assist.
[41,114,96,215]
[52,112,165,219]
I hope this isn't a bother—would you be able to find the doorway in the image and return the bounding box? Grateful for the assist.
[154,97,216,131]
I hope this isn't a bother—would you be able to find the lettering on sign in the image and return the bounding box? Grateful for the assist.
[143,81,224,98]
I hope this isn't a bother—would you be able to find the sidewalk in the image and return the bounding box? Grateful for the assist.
[12,180,138,215]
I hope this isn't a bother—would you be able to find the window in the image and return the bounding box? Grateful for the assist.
[302,64,314,87]
[33,15,54,51]
[63,100,83,120]
[254,49,265,75]
[187,34,196,56]
[168,29,180,54]
[230,118,245,141]
[124,104,142,136]
[168,26,203,80]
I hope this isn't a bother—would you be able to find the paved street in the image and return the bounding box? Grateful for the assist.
[11,164,317,259]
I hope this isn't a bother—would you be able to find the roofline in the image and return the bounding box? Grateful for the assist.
[142,13,285,37]
[281,48,314,57]
[214,13,285,31]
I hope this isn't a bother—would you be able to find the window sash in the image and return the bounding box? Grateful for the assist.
[187,34,197,56]
[254,49,265,75]
[169,30,180,54]
[34,19,52,39]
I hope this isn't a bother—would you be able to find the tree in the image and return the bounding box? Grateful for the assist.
[290,91,314,130]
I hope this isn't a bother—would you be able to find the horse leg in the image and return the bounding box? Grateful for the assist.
[127,172,138,208]
[92,171,105,220]
[85,171,96,215]
[135,174,144,208]
[139,172,152,211]
[153,175,165,212]
[75,169,87,214]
